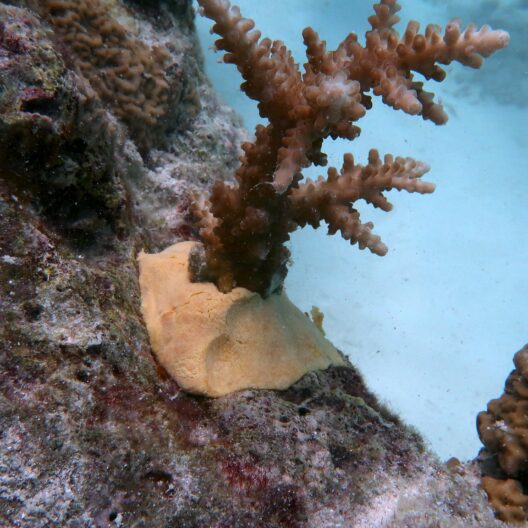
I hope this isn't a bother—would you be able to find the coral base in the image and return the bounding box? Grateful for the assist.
[138,241,345,397]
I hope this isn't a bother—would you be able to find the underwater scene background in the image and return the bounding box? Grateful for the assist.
[195,0,528,461]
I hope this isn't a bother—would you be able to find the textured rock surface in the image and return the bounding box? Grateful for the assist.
[0,1,510,526]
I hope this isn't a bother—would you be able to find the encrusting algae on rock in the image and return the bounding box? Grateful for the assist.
[138,0,509,397]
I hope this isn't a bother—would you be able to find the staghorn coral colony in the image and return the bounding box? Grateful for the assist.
[136,0,510,404]
[191,0,509,297]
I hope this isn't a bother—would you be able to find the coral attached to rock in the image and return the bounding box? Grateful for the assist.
[0,4,128,244]
[478,344,528,523]
[192,0,509,297]
[481,476,528,525]
[37,0,185,151]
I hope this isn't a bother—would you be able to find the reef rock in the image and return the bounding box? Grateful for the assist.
[0,1,508,527]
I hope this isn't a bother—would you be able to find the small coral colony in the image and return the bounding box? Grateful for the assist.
[191,0,508,297]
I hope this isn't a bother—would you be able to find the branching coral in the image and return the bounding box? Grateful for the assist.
[192,0,509,297]
[38,0,173,150]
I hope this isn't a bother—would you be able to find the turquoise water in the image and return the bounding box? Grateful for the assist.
[195,0,528,461]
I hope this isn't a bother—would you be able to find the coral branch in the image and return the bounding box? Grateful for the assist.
[290,150,433,256]
[339,13,509,123]
[368,0,401,34]
[193,0,509,297]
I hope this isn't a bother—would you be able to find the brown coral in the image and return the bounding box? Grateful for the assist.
[192,0,508,297]
[38,0,173,150]
[290,150,433,256]
[478,345,528,476]
[481,476,528,524]
[0,4,128,244]
[478,344,528,523]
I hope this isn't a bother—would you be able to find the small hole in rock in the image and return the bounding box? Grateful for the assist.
[23,301,43,321]
[75,369,90,382]
[21,97,60,119]
[298,406,310,416]
[142,470,173,485]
